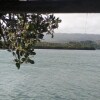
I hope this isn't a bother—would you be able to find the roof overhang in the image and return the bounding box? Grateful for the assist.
[0,0,100,13]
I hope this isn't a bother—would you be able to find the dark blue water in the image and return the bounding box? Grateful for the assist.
[0,49,100,100]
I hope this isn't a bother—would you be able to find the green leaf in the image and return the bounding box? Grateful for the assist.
[14,59,19,62]
[20,51,24,56]
[7,49,11,52]
[52,25,57,29]
[16,62,20,69]
[24,52,29,58]
[27,59,34,64]
[38,34,44,39]
[30,51,36,55]
[12,52,16,56]
[16,49,20,59]
[21,58,26,62]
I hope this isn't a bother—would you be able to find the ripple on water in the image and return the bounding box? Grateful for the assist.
[0,50,100,100]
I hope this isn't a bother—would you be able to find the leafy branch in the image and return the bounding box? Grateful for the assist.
[0,13,61,69]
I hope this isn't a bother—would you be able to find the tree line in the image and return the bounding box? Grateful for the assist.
[34,40,97,50]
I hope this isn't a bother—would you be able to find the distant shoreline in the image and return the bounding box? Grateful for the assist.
[34,41,96,50]
[0,48,96,51]
[34,48,96,50]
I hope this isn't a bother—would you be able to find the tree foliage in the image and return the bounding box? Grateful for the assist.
[0,13,61,69]
[34,41,96,50]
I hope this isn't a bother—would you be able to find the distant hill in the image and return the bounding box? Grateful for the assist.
[43,33,100,43]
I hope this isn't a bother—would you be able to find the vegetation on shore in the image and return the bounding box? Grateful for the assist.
[0,40,97,50]
[34,40,97,50]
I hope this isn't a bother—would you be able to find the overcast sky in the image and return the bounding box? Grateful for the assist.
[54,13,100,34]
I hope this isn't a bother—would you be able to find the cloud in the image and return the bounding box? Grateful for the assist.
[54,13,100,34]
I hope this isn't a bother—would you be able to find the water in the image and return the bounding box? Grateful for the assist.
[0,49,100,100]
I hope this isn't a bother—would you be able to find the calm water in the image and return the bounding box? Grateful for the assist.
[0,49,100,100]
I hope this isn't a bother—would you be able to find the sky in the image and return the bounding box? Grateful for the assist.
[54,13,100,34]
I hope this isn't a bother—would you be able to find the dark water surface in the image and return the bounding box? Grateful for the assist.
[0,49,100,100]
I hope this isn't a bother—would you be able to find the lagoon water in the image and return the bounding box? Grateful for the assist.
[0,49,100,100]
